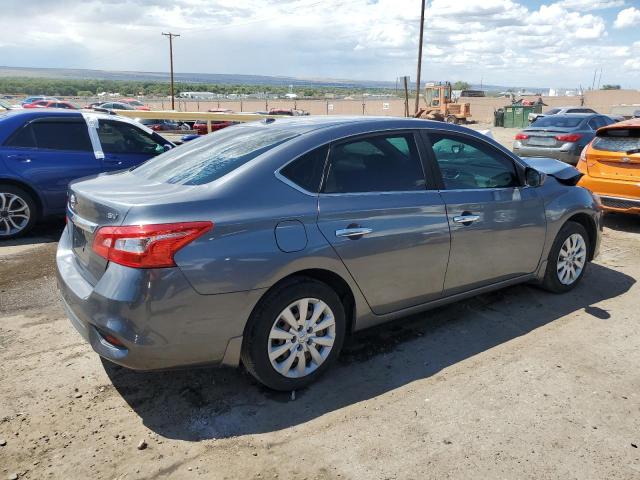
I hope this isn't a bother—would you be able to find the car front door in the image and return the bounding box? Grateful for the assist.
[95,119,167,171]
[424,131,547,295]
[1,117,100,214]
[316,131,451,315]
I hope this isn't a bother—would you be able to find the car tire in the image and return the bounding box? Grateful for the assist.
[241,277,346,391]
[445,115,457,124]
[0,184,38,240]
[541,221,590,293]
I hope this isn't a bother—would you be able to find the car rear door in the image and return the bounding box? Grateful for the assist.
[316,131,450,315]
[423,130,546,295]
[1,117,100,214]
[95,119,167,170]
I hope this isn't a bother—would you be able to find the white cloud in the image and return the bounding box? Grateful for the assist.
[557,0,625,11]
[0,0,638,87]
[614,7,640,28]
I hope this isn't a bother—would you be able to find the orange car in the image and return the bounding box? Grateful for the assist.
[577,119,640,214]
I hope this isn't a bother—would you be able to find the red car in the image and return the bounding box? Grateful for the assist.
[193,119,237,135]
[120,98,151,111]
[23,100,77,109]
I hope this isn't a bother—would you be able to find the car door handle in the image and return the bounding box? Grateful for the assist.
[335,227,373,239]
[7,154,31,163]
[453,214,480,224]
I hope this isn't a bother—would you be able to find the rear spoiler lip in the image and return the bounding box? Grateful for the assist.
[520,157,583,186]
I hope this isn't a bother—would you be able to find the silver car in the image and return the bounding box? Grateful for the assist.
[57,117,602,391]
[513,113,617,164]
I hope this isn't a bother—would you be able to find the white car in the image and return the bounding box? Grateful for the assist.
[528,106,597,124]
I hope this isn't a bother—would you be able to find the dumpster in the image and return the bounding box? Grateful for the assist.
[503,104,542,128]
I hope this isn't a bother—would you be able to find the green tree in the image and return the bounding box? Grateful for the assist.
[601,84,621,90]
[453,81,471,90]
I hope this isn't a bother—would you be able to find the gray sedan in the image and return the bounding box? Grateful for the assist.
[57,117,602,391]
[513,113,617,164]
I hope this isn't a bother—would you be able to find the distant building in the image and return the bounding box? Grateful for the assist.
[179,92,217,99]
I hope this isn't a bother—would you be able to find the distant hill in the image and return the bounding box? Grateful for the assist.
[0,66,398,90]
[0,66,548,93]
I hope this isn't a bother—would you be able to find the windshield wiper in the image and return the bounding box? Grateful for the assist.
[625,148,640,155]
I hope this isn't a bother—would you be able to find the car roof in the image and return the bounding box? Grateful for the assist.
[539,113,598,119]
[235,115,452,132]
[598,118,640,131]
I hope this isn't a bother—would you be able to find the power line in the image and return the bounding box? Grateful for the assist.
[162,32,180,110]
[415,0,426,115]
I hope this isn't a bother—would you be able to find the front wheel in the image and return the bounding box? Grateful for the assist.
[541,221,590,293]
[241,277,346,391]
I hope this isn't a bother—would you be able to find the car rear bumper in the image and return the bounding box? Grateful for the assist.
[579,175,640,214]
[56,225,265,370]
[513,143,580,165]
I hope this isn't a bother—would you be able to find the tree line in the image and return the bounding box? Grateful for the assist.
[0,77,398,98]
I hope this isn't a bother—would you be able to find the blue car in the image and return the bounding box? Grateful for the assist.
[0,110,174,238]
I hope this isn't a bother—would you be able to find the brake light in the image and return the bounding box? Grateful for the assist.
[92,222,213,268]
[555,133,582,142]
[515,133,529,140]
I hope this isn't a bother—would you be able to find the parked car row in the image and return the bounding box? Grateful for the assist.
[0,110,174,238]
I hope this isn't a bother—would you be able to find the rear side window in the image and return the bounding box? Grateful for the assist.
[6,120,92,151]
[132,125,299,185]
[280,146,328,193]
[324,133,425,193]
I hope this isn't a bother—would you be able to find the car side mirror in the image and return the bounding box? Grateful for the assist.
[525,168,546,187]
[163,144,172,152]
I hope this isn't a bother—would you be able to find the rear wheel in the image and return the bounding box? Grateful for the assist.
[542,221,589,293]
[241,277,346,391]
[0,185,37,240]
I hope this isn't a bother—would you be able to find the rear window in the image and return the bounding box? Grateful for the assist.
[132,125,299,185]
[532,116,584,128]
[592,129,640,153]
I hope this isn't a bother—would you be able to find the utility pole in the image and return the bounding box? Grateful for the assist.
[414,0,426,114]
[162,32,180,110]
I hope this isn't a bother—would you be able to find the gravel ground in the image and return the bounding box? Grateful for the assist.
[1,128,639,480]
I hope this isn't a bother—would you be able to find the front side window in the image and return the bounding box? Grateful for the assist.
[428,133,519,190]
[324,133,425,193]
[97,120,164,155]
[132,125,299,185]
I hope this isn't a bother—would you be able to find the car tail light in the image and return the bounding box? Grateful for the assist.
[515,133,529,140]
[92,222,213,268]
[555,133,582,142]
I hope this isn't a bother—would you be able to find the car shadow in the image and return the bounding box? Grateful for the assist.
[603,212,640,234]
[103,262,634,441]
[0,218,64,247]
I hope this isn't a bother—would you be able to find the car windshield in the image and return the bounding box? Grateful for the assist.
[132,125,299,185]
[532,116,584,128]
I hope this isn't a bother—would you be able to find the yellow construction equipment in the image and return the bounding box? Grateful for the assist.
[415,82,471,124]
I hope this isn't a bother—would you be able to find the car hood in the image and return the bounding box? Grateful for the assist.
[521,157,583,186]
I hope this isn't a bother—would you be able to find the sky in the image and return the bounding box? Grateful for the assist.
[1,0,640,89]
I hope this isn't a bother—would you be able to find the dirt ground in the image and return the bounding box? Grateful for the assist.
[1,129,639,480]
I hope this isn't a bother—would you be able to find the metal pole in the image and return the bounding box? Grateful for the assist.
[414,0,426,114]
[403,76,410,117]
[162,32,180,110]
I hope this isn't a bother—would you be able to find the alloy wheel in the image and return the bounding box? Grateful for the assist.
[268,298,336,378]
[556,233,586,285]
[0,192,30,237]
